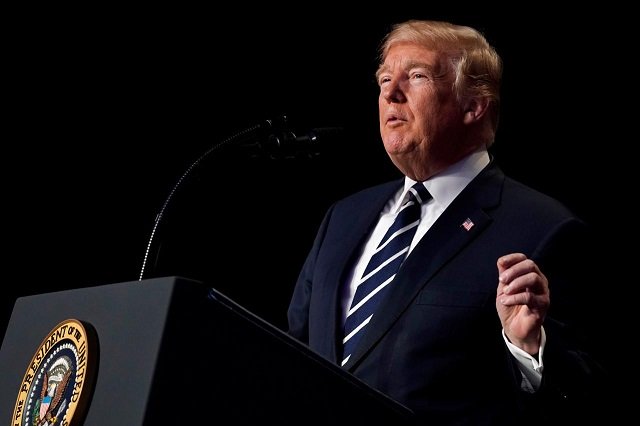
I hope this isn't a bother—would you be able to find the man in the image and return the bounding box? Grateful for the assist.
[287,20,611,424]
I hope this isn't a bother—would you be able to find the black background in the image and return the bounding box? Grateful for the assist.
[3,5,625,364]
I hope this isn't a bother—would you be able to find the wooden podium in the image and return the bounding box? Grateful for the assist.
[0,277,416,425]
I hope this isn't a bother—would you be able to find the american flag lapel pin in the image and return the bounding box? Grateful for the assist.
[461,217,474,231]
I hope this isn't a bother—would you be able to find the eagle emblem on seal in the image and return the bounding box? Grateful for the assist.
[32,356,73,426]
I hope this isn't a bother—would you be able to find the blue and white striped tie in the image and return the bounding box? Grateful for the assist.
[341,183,431,367]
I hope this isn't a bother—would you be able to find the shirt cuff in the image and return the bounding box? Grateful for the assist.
[502,326,546,390]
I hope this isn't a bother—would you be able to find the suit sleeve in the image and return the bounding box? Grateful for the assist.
[286,204,335,344]
[522,217,614,422]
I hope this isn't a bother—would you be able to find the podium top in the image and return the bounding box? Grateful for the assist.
[0,276,416,425]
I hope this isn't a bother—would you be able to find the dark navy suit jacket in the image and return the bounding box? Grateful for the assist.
[287,160,611,425]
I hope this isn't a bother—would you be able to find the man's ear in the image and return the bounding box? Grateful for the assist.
[463,97,490,125]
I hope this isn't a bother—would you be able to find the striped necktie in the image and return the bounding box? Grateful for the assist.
[341,182,431,367]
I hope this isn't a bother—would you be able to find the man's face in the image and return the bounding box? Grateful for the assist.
[377,42,467,180]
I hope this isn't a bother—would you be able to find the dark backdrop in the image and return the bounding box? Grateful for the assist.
[3,7,624,369]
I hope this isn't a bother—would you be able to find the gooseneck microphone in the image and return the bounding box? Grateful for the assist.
[138,117,343,280]
[239,126,344,159]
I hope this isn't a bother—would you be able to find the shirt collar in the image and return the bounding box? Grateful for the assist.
[397,149,490,212]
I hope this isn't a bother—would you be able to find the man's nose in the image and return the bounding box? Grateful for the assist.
[381,78,406,102]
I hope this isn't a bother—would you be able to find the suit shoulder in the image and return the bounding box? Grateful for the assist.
[333,179,402,208]
[501,177,578,220]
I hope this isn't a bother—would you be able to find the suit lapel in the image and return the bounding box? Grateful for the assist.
[343,163,504,370]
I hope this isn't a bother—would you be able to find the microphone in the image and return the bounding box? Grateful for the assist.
[239,126,344,159]
[138,117,343,280]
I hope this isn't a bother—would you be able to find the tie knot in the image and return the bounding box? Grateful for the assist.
[407,183,431,206]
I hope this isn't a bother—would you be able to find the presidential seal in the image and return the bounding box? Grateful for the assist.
[11,318,98,426]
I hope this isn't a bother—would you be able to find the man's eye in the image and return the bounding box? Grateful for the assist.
[378,76,391,85]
